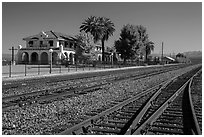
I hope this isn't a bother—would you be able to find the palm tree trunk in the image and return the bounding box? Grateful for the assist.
[101,39,105,62]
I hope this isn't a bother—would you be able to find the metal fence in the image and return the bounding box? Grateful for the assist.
[3,60,160,78]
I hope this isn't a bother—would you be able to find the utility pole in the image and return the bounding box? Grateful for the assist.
[9,46,18,65]
[161,42,164,65]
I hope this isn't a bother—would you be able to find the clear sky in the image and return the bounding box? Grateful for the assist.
[2,2,202,55]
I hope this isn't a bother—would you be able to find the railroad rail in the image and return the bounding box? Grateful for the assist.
[130,66,201,135]
[2,64,181,98]
[2,64,190,111]
[59,79,173,135]
[190,69,202,133]
[58,65,201,135]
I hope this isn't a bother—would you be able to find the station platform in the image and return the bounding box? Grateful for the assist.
[2,64,172,82]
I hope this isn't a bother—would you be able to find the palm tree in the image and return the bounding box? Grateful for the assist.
[80,16,115,61]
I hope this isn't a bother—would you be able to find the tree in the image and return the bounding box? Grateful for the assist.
[114,24,139,63]
[136,25,154,62]
[115,24,154,63]
[144,40,154,61]
[80,16,115,62]
[75,31,97,62]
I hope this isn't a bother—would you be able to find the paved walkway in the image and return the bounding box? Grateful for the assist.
[2,64,169,81]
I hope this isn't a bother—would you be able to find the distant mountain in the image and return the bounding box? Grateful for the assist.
[150,53,169,57]
[151,51,202,58]
[183,51,202,58]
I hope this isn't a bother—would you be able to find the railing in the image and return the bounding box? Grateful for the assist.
[3,59,187,78]
[3,60,156,78]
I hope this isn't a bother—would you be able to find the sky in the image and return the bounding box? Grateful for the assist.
[2,2,202,55]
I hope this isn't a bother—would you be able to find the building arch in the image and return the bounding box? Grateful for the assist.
[98,55,101,61]
[52,52,58,64]
[41,52,48,64]
[21,52,29,63]
[31,52,38,64]
[105,56,107,62]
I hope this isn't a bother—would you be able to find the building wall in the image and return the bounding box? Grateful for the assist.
[18,38,76,65]
[26,38,60,49]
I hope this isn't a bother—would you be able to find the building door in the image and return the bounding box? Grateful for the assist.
[52,52,58,64]
[41,52,48,64]
[31,52,38,64]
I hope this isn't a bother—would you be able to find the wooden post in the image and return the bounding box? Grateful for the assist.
[25,63,27,76]
[9,46,18,65]
[161,42,164,65]
[9,61,11,77]
[38,49,40,75]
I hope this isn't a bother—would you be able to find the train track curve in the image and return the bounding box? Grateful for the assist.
[59,65,201,135]
[130,66,202,135]
[2,64,190,111]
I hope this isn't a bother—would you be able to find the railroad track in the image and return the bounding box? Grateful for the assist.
[2,64,192,101]
[58,65,201,135]
[2,65,174,98]
[190,69,202,132]
[130,66,201,135]
[2,64,185,111]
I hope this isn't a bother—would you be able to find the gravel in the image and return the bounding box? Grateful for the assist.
[2,64,200,135]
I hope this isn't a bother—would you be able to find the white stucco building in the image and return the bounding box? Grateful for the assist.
[17,30,77,65]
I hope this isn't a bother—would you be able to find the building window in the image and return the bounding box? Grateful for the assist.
[65,41,68,48]
[70,42,73,48]
[59,40,63,46]
[74,43,77,49]
[40,41,43,47]
[49,40,53,46]
[28,41,33,47]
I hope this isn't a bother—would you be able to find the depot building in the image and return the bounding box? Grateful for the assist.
[17,30,79,65]
[17,30,117,65]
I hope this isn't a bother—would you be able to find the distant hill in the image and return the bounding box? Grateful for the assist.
[150,53,170,58]
[183,51,202,64]
[151,51,202,58]
[183,51,202,58]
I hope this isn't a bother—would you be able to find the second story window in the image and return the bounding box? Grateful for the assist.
[49,40,53,46]
[40,41,43,47]
[28,41,33,47]
[74,43,77,49]
[70,42,73,48]
[65,41,68,48]
[59,40,64,46]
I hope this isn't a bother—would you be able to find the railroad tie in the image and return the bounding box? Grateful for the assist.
[148,127,184,135]
[90,127,121,134]
[94,122,124,129]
